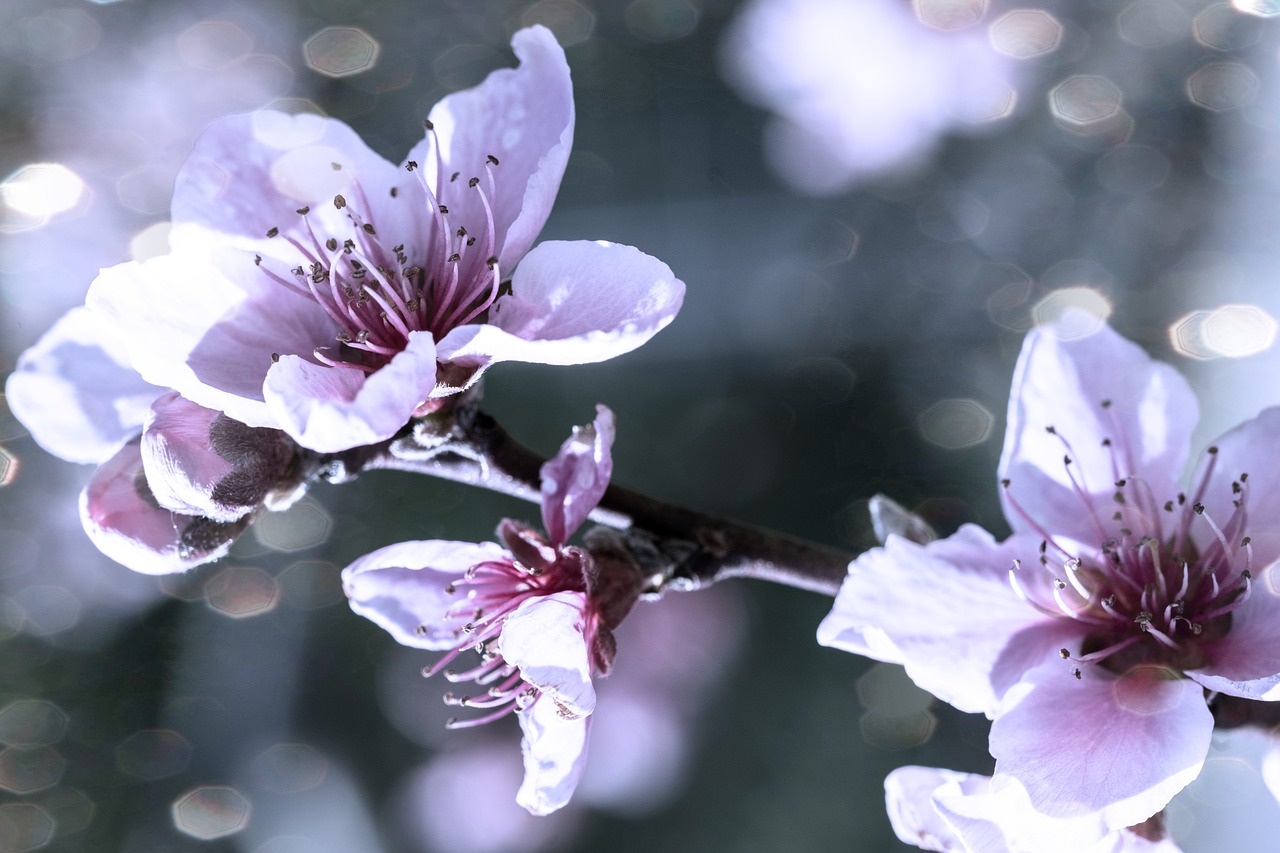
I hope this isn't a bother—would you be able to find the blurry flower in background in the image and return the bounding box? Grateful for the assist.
[820,315,1280,844]
[719,0,1022,195]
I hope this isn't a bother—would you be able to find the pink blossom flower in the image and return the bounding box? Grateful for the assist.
[344,405,639,814]
[819,316,1280,841]
[6,308,300,574]
[885,766,1183,853]
[85,26,684,454]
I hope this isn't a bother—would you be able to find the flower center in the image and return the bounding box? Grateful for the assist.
[418,546,583,729]
[257,123,505,375]
[1003,410,1253,679]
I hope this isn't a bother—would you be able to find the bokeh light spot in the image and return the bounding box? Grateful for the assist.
[1032,287,1113,339]
[1117,0,1191,49]
[1186,62,1259,112]
[1202,304,1277,358]
[277,560,344,610]
[303,27,379,78]
[522,1,596,46]
[1233,0,1280,17]
[917,191,990,242]
[172,786,251,840]
[857,664,935,716]
[989,9,1063,58]
[1096,145,1171,194]
[116,729,192,780]
[0,702,67,747]
[39,787,94,837]
[625,0,700,41]
[253,499,333,553]
[205,566,280,619]
[808,219,860,266]
[0,746,65,794]
[1195,3,1263,49]
[251,743,329,793]
[4,9,100,67]
[859,709,938,748]
[129,222,172,262]
[918,399,994,449]
[116,165,176,215]
[0,447,17,487]
[1170,310,1216,360]
[12,587,79,636]
[177,20,253,70]
[982,263,1040,332]
[0,803,55,852]
[914,0,989,31]
[0,164,86,224]
[1050,76,1123,127]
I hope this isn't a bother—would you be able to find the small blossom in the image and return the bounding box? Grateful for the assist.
[820,315,1280,842]
[344,406,642,814]
[85,26,684,454]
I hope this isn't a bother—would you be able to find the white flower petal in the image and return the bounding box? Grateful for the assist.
[499,591,596,717]
[515,698,591,816]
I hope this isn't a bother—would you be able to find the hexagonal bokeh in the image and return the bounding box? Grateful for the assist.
[988,9,1063,58]
[856,663,935,717]
[625,0,700,41]
[1194,3,1263,50]
[1203,304,1278,358]
[1049,75,1123,127]
[12,586,80,636]
[1233,0,1280,16]
[38,786,94,837]
[0,447,17,487]
[918,399,994,449]
[0,746,66,794]
[1096,145,1171,195]
[172,786,251,840]
[0,163,85,220]
[251,743,329,793]
[176,19,253,70]
[0,803,55,852]
[303,26,380,79]
[1186,62,1259,112]
[808,219,860,266]
[277,560,344,610]
[0,701,68,747]
[1032,287,1112,339]
[204,566,280,619]
[522,0,595,46]
[914,0,988,30]
[1117,0,1191,49]
[1170,310,1216,360]
[253,499,333,553]
[859,709,938,749]
[115,165,175,215]
[916,191,990,242]
[116,729,192,780]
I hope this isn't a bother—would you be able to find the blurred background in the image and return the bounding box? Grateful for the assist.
[3,0,1280,850]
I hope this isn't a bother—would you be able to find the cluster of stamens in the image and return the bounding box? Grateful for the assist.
[256,120,505,374]
[1003,402,1254,680]
[417,554,580,729]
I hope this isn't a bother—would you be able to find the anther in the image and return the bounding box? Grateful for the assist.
[296,205,310,215]
[1001,479,1011,488]
[271,352,280,363]
[254,254,262,266]
[266,227,279,238]
[423,119,434,130]
[1058,648,1070,659]
[1208,446,1219,455]
[1193,502,1205,515]
[438,204,449,214]
[487,154,500,165]
[1046,426,1057,434]
[406,161,418,171]
[1101,399,1112,408]
[468,176,480,188]
[390,187,398,197]
[334,194,347,209]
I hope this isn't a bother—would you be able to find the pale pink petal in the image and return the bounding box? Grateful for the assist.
[80,440,243,575]
[169,110,409,256]
[990,663,1212,837]
[263,331,438,452]
[999,315,1197,545]
[86,250,333,428]
[407,25,573,272]
[342,539,508,650]
[539,405,615,545]
[883,766,976,852]
[141,393,241,521]
[1193,405,1280,570]
[1187,569,1280,699]
[435,240,685,371]
[5,307,161,464]
[817,526,1074,716]
[515,698,591,816]
[500,591,596,717]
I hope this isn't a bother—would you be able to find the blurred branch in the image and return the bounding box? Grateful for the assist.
[320,406,853,597]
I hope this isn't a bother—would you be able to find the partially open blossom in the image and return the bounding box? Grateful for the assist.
[85,26,684,454]
[6,307,303,574]
[344,405,641,814]
[885,766,1183,853]
[820,316,1280,842]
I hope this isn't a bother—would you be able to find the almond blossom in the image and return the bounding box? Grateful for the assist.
[85,26,684,454]
[6,307,302,574]
[819,316,1280,843]
[344,406,640,815]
